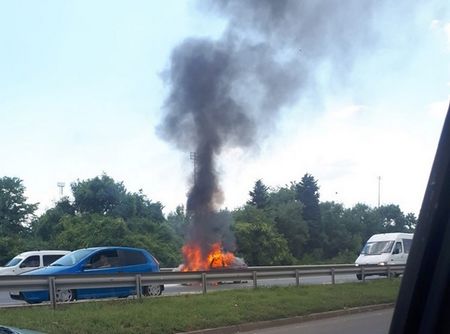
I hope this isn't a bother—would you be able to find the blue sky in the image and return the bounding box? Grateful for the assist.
[0,1,449,216]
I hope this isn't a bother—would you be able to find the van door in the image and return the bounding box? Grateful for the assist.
[390,241,406,265]
[17,255,40,274]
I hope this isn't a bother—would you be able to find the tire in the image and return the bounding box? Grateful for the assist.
[143,285,162,296]
[55,289,75,303]
[356,274,362,281]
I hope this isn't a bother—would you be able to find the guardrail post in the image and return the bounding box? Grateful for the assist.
[331,268,335,285]
[252,271,257,289]
[362,267,366,283]
[201,273,207,294]
[135,274,142,299]
[295,269,300,287]
[48,276,57,310]
[387,265,392,279]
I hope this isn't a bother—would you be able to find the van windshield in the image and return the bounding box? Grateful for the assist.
[5,257,22,267]
[361,241,394,255]
[51,249,93,266]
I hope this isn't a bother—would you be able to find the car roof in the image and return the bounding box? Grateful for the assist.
[15,250,71,257]
[75,246,149,253]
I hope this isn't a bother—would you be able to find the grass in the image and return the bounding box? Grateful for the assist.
[0,279,400,334]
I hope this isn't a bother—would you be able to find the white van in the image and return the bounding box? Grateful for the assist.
[0,250,70,275]
[355,233,413,279]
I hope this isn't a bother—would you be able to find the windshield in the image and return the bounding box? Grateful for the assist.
[4,257,22,267]
[361,241,394,255]
[51,249,93,266]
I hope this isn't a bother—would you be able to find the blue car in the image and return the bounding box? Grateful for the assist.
[10,246,164,304]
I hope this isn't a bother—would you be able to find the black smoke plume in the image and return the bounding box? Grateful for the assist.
[159,0,381,258]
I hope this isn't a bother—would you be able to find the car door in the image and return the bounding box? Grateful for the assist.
[115,249,151,296]
[17,255,40,274]
[78,249,124,299]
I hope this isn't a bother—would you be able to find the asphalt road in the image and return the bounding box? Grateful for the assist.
[0,273,379,306]
[243,308,393,334]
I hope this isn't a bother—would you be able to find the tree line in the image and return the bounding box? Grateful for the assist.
[0,174,416,266]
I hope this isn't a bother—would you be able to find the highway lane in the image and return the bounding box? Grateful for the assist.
[243,308,393,334]
[0,273,380,306]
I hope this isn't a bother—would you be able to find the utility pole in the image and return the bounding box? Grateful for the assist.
[57,182,65,199]
[377,176,381,208]
[190,152,198,185]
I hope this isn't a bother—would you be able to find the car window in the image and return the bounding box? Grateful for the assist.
[89,250,119,269]
[43,254,65,266]
[402,239,412,254]
[118,250,147,266]
[20,255,40,268]
[51,249,93,266]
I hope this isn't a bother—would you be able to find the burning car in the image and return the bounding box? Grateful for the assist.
[174,242,248,284]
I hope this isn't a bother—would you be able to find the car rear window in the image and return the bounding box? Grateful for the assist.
[43,254,65,266]
[118,250,147,266]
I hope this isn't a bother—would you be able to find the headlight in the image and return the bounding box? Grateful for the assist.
[355,263,359,267]
[378,262,386,266]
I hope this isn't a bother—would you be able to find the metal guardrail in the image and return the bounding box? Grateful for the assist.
[0,264,405,309]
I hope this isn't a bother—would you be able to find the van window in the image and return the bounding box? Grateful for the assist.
[43,255,64,266]
[393,242,403,254]
[5,257,22,267]
[362,241,394,255]
[118,250,147,266]
[20,255,40,268]
[403,239,413,253]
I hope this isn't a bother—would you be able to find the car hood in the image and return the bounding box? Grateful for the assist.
[355,253,390,265]
[22,266,72,276]
[0,267,16,275]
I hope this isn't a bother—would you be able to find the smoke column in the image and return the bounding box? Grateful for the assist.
[159,0,382,258]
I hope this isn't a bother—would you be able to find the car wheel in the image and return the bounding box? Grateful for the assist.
[55,289,75,302]
[356,274,362,281]
[143,285,162,296]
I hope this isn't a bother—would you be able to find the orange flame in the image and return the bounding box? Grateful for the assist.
[181,242,236,271]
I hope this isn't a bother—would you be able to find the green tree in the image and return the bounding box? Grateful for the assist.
[233,221,294,265]
[294,174,323,251]
[31,197,74,245]
[112,190,165,222]
[268,186,296,207]
[0,236,27,265]
[0,176,37,235]
[247,179,270,209]
[320,201,361,260]
[272,201,309,259]
[71,174,126,215]
[167,205,189,238]
[376,204,408,232]
[404,213,417,232]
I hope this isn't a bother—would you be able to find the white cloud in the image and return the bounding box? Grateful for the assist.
[445,23,450,47]
[427,100,449,119]
[430,19,450,50]
[324,104,367,121]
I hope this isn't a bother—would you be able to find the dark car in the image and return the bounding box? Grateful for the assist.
[10,246,164,304]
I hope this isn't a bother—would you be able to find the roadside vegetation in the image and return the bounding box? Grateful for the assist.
[0,174,416,267]
[0,279,400,334]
